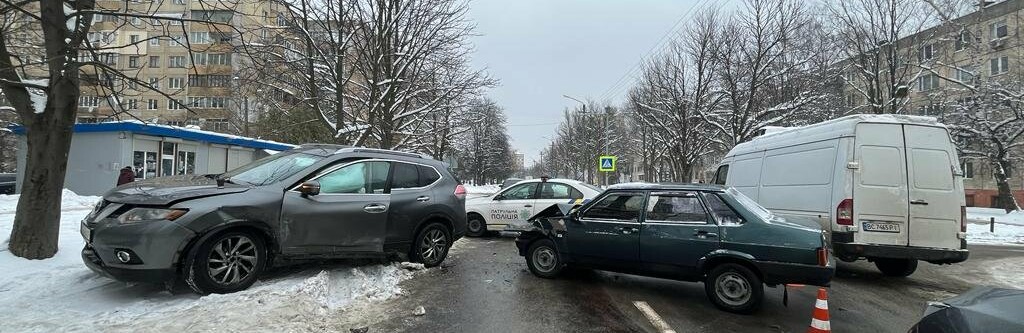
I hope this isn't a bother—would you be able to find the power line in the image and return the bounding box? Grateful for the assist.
[597,0,713,104]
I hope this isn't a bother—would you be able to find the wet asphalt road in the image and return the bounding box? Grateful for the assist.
[345,237,1024,333]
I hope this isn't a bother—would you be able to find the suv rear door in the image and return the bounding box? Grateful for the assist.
[639,191,719,277]
[904,125,963,250]
[854,123,910,246]
[280,160,391,254]
[386,162,436,245]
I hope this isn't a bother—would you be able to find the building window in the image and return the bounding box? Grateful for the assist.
[148,56,159,68]
[129,34,140,44]
[168,77,185,89]
[205,118,231,132]
[208,53,231,65]
[147,99,159,110]
[168,56,186,68]
[962,161,974,179]
[169,35,184,46]
[130,17,142,26]
[956,30,970,51]
[188,75,232,87]
[187,96,227,109]
[990,56,1009,75]
[845,94,858,107]
[173,0,185,4]
[98,53,118,66]
[190,31,210,44]
[918,73,940,91]
[918,44,934,61]
[149,37,160,46]
[917,104,940,116]
[991,20,1008,40]
[192,53,207,66]
[127,99,138,110]
[191,10,234,23]
[168,99,184,110]
[955,66,974,83]
[149,77,160,88]
[79,96,101,107]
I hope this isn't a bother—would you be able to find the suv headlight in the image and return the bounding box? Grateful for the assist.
[117,208,188,224]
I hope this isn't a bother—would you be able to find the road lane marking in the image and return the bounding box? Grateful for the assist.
[632,301,676,333]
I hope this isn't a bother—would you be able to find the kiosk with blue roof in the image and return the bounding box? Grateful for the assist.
[12,121,296,196]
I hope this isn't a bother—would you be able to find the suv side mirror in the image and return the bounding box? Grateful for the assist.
[299,181,321,196]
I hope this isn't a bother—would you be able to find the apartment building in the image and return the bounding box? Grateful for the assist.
[67,0,289,133]
[841,0,1024,207]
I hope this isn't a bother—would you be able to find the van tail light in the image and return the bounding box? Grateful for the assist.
[837,199,854,226]
[454,184,467,199]
[817,247,829,267]
[960,206,967,233]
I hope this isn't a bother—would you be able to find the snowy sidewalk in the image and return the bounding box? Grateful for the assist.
[0,190,423,333]
[966,207,1024,226]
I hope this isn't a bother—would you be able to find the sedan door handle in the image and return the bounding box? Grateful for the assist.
[363,203,388,213]
[618,226,639,235]
[695,230,718,239]
[416,196,430,202]
[910,199,929,205]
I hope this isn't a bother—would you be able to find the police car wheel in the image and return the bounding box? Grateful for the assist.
[467,214,487,237]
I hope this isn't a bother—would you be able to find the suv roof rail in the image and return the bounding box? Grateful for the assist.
[339,147,431,159]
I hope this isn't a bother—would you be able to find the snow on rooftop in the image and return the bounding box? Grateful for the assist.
[98,120,296,150]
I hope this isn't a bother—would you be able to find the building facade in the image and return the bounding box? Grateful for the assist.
[841,0,1024,207]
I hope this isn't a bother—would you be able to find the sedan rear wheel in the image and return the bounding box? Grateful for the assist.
[705,263,763,314]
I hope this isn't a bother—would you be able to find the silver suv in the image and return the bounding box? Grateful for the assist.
[81,145,467,294]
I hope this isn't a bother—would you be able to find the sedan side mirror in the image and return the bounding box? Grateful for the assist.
[299,181,321,196]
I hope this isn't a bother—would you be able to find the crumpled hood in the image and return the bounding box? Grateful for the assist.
[104,175,250,205]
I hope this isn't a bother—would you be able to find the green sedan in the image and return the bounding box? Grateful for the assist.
[515,183,835,314]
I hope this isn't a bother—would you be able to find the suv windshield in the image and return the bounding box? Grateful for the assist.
[220,151,324,186]
[725,188,772,220]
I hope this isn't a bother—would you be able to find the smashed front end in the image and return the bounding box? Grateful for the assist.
[514,203,576,256]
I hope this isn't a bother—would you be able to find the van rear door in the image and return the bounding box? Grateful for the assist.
[853,123,911,246]
[904,125,962,250]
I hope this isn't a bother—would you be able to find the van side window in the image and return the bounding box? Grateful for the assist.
[714,165,729,185]
[702,193,743,225]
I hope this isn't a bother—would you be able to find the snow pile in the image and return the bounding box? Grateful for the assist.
[0,189,100,214]
[966,207,1024,226]
[463,184,500,195]
[967,223,1024,245]
[0,190,418,332]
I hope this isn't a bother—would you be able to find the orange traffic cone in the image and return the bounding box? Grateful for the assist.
[807,288,831,333]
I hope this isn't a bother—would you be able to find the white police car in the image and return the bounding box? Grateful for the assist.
[465,178,602,236]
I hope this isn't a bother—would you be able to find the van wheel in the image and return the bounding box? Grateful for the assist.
[705,263,763,314]
[874,258,918,277]
[526,239,563,278]
[185,230,267,295]
[466,214,487,237]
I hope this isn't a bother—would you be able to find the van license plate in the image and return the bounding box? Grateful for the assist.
[863,221,900,233]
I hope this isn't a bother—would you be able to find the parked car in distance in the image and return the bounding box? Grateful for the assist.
[0,173,15,195]
[499,178,524,189]
[715,114,968,277]
[81,145,467,294]
[465,178,602,236]
[516,183,834,314]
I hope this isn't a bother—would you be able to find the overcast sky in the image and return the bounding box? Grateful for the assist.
[467,0,720,163]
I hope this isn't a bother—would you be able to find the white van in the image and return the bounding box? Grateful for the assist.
[714,114,968,277]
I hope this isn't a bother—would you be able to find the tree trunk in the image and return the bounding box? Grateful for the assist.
[8,93,77,259]
[993,158,1020,213]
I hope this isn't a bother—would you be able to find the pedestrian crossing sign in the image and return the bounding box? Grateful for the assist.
[599,156,617,172]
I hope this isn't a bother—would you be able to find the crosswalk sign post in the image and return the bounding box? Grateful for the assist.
[598,156,617,172]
